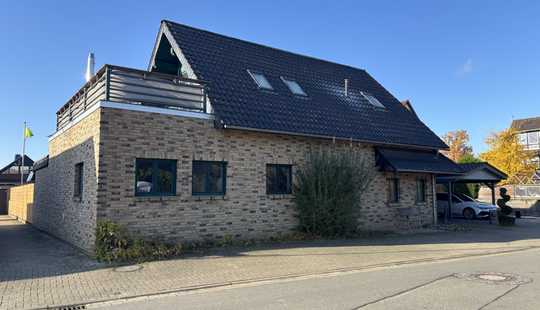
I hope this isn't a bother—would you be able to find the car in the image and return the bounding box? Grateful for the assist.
[437,192,497,219]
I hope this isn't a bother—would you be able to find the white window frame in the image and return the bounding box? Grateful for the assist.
[247,69,273,90]
[280,77,307,96]
[360,91,385,108]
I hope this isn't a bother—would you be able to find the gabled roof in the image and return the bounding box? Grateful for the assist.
[511,116,540,132]
[160,21,448,150]
[0,155,34,175]
[458,162,508,180]
[437,162,507,184]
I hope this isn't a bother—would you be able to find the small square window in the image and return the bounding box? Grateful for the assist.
[281,77,307,96]
[266,164,292,194]
[135,159,177,196]
[416,179,427,203]
[247,70,273,90]
[388,178,399,203]
[361,91,385,108]
[192,161,227,195]
[74,162,84,199]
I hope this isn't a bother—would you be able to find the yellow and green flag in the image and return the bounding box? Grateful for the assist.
[24,126,33,138]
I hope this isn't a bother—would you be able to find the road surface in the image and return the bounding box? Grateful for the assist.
[93,247,540,310]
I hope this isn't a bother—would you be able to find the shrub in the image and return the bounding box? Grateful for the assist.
[294,150,375,237]
[95,220,183,262]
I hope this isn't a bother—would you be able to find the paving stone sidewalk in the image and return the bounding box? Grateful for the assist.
[1,215,540,310]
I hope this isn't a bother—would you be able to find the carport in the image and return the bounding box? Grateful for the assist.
[436,162,508,222]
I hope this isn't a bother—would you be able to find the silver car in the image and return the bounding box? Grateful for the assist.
[437,193,497,219]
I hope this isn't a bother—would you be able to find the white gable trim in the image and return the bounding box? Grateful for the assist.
[147,22,214,113]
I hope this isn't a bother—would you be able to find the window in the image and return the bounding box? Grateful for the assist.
[192,161,227,195]
[74,162,84,199]
[527,131,539,150]
[416,179,426,203]
[360,91,385,108]
[281,77,307,96]
[135,159,177,196]
[518,133,528,145]
[247,70,273,90]
[266,164,293,194]
[388,178,399,203]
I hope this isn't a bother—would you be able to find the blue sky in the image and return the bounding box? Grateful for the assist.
[0,1,538,165]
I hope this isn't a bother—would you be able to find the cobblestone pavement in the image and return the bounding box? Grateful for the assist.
[2,215,540,310]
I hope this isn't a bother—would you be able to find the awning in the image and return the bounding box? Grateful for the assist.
[375,148,463,175]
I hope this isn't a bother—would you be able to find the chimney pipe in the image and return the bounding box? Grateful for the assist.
[85,52,95,82]
[344,79,349,97]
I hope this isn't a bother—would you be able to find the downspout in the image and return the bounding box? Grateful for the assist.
[432,174,437,225]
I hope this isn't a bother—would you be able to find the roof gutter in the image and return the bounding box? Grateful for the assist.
[222,124,448,152]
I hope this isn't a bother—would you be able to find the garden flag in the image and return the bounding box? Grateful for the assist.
[21,122,33,184]
[24,126,33,138]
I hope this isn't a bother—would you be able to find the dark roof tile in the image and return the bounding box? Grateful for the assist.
[511,117,540,132]
[164,21,448,149]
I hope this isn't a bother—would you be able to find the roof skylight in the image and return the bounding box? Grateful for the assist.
[247,70,273,90]
[361,92,385,108]
[281,77,307,96]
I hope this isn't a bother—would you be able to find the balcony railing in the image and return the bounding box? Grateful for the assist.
[513,184,540,199]
[56,65,208,130]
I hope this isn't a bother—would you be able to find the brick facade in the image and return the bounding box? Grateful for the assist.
[34,106,435,253]
[33,109,101,252]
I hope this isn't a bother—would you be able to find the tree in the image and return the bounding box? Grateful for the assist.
[479,128,536,185]
[458,153,482,164]
[441,130,474,162]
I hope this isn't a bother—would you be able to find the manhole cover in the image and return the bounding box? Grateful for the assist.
[455,272,532,285]
[114,265,143,272]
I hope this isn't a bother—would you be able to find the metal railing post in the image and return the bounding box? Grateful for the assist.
[203,87,207,113]
[105,66,111,101]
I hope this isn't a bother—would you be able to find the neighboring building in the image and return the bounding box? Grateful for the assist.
[32,20,461,253]
[0,155,33,214]
[512,116,540,170]
[508,116,540,210]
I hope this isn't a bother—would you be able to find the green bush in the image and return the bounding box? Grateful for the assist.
[294,150,375,237]
[95,220,183,262]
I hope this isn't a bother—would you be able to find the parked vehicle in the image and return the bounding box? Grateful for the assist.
[437,193,497,219]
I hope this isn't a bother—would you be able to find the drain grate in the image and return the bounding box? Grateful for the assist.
[52,305,87,310]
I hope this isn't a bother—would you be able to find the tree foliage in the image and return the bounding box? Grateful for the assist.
[441,130,474,162]
[294,150,375,237]
[480,128,536,184]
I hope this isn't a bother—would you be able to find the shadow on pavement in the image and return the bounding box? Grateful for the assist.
[1,217,539,282]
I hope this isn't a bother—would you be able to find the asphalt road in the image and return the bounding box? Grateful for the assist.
[93,247,540,310]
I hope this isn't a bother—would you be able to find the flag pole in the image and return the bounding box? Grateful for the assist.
[21,122,26,185]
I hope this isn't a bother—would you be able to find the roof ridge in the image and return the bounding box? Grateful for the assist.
[162,19,367,73]
[513,116,540,122]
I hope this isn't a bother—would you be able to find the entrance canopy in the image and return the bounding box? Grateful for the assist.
[375,148,463,175]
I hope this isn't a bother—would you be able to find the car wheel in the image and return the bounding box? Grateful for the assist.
[463,208,475,220]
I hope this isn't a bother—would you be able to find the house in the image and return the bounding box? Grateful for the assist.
[512,116,540,171]
[0,155,33,214]
[31,20,462,253]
